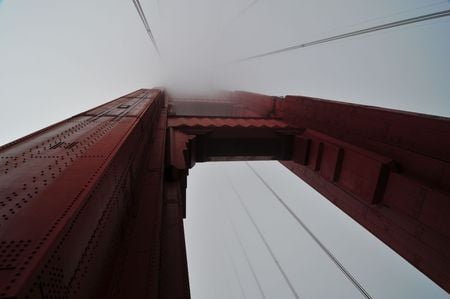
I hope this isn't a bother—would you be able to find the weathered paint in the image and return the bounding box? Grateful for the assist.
[0,89,448,298]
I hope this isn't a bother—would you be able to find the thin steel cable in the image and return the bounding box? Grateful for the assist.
[224,241,248,299]
[133,0,159,52]
[233,9,450,62]
[226,215,266,299]
[233,0,259,21]
[245,162,373,299]
[132,0,161,57]
[224,173,300,299]
[343,0,449,29]
[134,0,153,40]
[211,0,260,60]
[216,184,267,299]
[318,0,449,38]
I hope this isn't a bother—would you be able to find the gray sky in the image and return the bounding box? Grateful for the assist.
[186,161,450,298]
[1,0,450,298]
[0,0,161,146]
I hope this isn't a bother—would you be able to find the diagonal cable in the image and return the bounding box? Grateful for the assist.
[245,162,373,299]
[224,172,300,299]
[225,214,266,299]
[233,9,450,62]
[233,0,259,21]
[224,241,248,299]
[132,0,161,57]
[215,175,267,299]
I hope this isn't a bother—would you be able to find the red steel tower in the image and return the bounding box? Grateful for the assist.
[0,89,448,298]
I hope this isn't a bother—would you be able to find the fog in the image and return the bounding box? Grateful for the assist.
[1,0,449,298]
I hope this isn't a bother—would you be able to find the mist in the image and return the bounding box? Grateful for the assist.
[1,0,449,298]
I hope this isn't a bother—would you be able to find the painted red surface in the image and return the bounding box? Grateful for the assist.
[168,117,289,129]
[0,89,170,298]
[278,95,450,291]
[0,89,448,297]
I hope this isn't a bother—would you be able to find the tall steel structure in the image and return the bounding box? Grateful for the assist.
[0,88,448,298]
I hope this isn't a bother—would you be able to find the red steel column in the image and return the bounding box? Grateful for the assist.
[278,95,450,291]
[168,91,450,291]
[106,104,169,298]
[158,180,190,298]
[0,89,166,298]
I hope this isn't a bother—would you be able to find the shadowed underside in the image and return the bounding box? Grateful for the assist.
[0,88,448,298]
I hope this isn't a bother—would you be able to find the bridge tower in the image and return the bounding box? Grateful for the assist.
[0,89,448,298]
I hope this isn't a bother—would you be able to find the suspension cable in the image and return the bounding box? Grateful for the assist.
[335,0,449,32]
[132,0,161,57]
[224,173,301,299]
[217,187,267,299]
[233,9,450,63]
[227,215,266,299]
[233,0,259,21]
[245,162,373,299]
[224,243,248,299]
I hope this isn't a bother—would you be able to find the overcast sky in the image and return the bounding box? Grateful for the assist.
[186,162,449,298]
[1,0,449,298]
